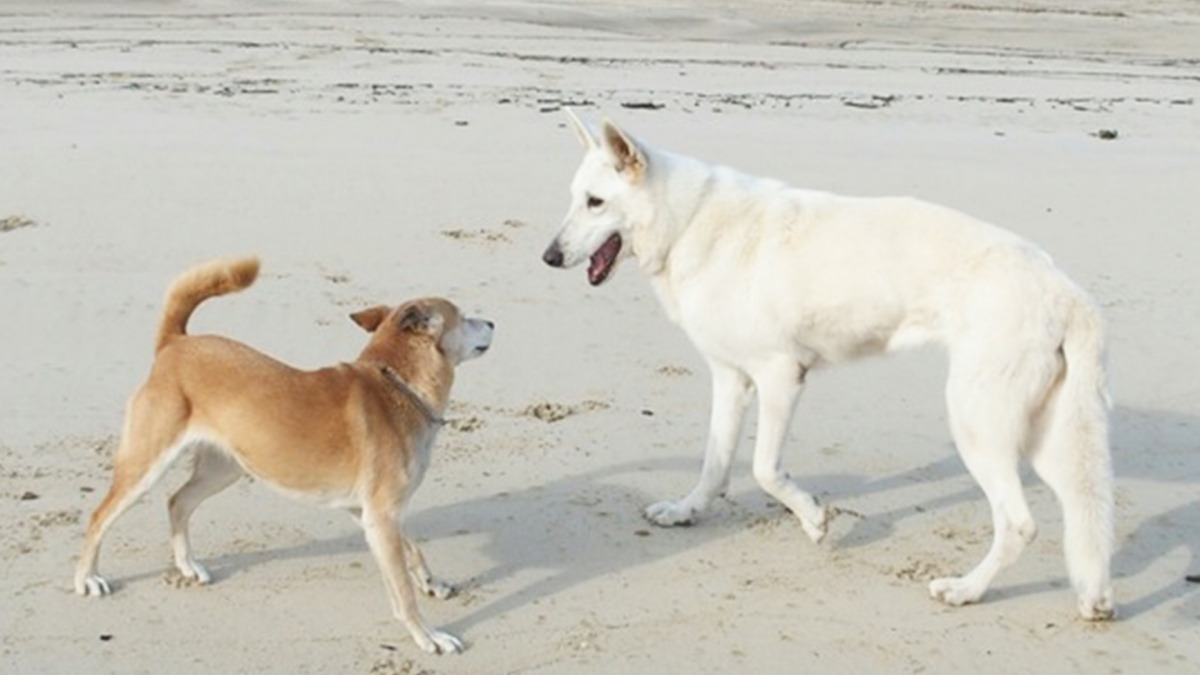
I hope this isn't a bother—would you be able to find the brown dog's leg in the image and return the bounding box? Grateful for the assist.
[75,390,188,596]
[361,506,464,654]
[403,538,454,599]
[168,447,243,584]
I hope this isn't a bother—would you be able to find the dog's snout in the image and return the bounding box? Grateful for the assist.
[542,241,565,268]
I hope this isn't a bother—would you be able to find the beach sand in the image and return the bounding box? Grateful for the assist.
[2,1,1197,672]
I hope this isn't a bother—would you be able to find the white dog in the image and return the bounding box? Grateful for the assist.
[542,111,1115,620]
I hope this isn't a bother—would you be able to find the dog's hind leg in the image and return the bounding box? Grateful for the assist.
[647,361,753,526]
[168,446,243,585]
[928,353,1042,608]
[1027,323,1115,619]
[748,359,829,543]
[1029,423,1114,619]
[75,390,190,596]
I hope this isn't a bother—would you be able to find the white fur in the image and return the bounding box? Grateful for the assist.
[545,112,1115,620]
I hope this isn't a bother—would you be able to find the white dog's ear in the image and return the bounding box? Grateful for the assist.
[563,107,597,150]
[350,305,391,333]
[601,120,645,182]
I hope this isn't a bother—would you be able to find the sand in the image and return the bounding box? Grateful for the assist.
[1,1,1197,673]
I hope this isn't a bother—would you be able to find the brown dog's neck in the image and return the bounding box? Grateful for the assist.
[356,337,454,424]
[380,365,446,426]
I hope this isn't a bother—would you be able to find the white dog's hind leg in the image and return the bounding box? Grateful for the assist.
[748,361,828,543]
[168,447,243,584]
[646,363,753,526]
[1028,390,1115,619]
[929,362,1038,607]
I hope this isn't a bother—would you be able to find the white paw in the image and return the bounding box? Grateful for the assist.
[177,559,213,585]
[415,629,464,654]
[1078,592,1115,621]
[77,575,112,597]
[928,576,984,607]
[799,504,830,544]
[645,500,698,527]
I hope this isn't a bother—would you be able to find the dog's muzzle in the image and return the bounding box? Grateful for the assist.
[542,240,565,268]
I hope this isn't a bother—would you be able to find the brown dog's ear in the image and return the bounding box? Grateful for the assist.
[350,305,390,333]
[600,120,645,183]
[398,305,445,336]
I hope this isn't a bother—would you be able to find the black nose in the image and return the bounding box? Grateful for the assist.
[542,241,565,268]
[485,320,495,329]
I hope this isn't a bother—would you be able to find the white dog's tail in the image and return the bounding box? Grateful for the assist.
[155,256,260,353]
[1031,296,1115,618]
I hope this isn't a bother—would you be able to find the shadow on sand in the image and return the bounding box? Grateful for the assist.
[120,406,1196,626]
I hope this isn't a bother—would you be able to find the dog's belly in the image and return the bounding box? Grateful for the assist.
[257,479,362,510]
[222,446,361,507]
[673,285,929,371]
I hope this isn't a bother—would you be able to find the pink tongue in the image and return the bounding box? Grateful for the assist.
[587,234,621,286]
[587,256,607,285]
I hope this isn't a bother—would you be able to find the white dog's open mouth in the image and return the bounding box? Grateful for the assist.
[588,234,622,286]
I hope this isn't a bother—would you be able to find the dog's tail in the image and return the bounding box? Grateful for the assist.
[1031,295,1115,619]
[154,256,260,353]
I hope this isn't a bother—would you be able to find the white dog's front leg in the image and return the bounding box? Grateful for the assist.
[749,362,829,544]
[647,362,752,526]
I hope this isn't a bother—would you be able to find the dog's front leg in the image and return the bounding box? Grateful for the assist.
[361,508,463,655]
[749,360,829,544]
[403,538,454,600]
[646,362,753,526]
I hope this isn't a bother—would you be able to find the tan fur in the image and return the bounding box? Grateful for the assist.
[75,257,493,655]
[155,256,259,352]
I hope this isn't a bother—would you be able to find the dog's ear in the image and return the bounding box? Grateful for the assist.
[564,107,597,150]
[350,305,390,333]
[600,120,645,183]
[398,305,445,337]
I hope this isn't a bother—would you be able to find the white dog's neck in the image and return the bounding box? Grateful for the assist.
[632,149,729,322]
[631,149,707,270]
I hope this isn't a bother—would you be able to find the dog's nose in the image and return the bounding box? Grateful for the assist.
[542,241,565,268]
[485,320,495,330]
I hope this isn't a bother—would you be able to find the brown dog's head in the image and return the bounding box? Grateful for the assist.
[351,298,493,366]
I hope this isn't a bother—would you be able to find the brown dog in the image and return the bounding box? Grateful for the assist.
[74,257,493,654]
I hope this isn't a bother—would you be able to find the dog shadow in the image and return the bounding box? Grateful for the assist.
[814,405,1200,619]
[167,406,1195,626]
[153,456,745,633]
[404,456,752,633]
[1107,406,1200,621]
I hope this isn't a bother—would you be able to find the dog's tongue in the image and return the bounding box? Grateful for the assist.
[587,234,622,286]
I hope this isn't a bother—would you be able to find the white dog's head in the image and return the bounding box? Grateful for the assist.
[542,110,651,286]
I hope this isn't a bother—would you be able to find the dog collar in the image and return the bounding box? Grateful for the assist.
[380,366,445,427]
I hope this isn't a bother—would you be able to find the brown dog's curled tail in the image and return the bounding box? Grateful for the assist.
[155,256,260,352]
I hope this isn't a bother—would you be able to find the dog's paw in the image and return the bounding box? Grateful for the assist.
[415,628,464,655]
[799,502,830,545]
[175,559,213,586]
[1078,591,1116,621]
[928,576,984,607]
[76,574,112,597]
[421,578,456,600]
[644,500,697,527]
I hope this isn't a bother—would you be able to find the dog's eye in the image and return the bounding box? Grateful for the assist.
[586,195,604,210]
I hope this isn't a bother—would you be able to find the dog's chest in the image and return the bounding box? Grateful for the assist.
[652,271,766,359]
[403,432,436,499]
